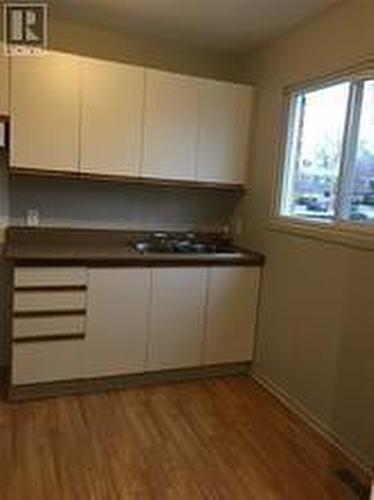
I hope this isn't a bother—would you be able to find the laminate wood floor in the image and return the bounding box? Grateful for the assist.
[0,376,369,499]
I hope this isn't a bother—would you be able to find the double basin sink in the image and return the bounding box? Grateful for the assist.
[130,234,243,257]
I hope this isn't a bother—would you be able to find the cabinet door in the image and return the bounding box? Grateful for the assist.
[205,267,260,365]
[84,268,151,377]
[197,81,252,184]
[147,268,207,371]
[80,58,144,176]
[0,43,9,115]
[142,69,200,181]
[10,51,79,171]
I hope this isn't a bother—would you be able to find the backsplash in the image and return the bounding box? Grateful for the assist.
[9,176,242,232]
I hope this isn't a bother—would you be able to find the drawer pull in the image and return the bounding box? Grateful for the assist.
[14,285,87,292]
[14,333,85,343]
[14,310,86,318]
[14,290,86,313]
[13,315,86,339]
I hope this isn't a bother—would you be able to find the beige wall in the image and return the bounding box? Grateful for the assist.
[0,9,241,80]
[45,14,241,81]
[240,0,374,465]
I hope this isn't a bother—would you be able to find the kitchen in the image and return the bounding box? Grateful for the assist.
[0,1,373,498]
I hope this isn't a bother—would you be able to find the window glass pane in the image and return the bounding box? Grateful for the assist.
[345,80,374,223]
[281,82,350,221]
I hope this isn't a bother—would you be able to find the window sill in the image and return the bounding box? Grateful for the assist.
[267,216,374,252]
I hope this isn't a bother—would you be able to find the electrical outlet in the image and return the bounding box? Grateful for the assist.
[26,209,40,227]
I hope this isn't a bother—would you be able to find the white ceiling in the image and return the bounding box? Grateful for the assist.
[52,0,342,53]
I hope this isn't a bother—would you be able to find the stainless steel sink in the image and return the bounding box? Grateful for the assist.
[131,238,243,256]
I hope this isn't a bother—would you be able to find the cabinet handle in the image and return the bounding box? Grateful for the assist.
[14,310,86,318]
[14,286,87,292]
[14,333,85,343]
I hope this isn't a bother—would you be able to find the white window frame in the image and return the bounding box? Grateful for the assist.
[275,71,374,242]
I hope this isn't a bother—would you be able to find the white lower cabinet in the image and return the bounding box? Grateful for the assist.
[147,268,207,371]
[11,265,261,386]
[83,268,151,377]
[204,267,261,365]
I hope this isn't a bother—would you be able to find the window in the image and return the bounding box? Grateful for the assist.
[280,76,374,225]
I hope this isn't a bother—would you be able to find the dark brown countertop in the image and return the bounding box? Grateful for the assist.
[4,227,265,267]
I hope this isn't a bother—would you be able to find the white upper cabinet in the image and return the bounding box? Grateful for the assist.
[8,54,253,184]
[204,267,260,365]
[142,69,200,181]
[80,58,144,176]
[197,80,253,184]
[147,268,207,371]
[10,51,80,171]
[0,43,9,115]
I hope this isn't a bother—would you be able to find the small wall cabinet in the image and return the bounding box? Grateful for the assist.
[80,58,144,177]
[197,81,253,184]
[10,52,80,172]
[142,69,201,181]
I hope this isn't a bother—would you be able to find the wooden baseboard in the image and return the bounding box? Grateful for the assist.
[9,362,251,401]
[252,372,373,476]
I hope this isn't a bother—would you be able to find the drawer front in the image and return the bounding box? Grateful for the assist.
[13,341,86,385]
[13,315,86,340]
[14,291,86,313]
[14,267,87,288]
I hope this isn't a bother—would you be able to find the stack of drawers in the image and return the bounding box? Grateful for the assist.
[12,267,88,385]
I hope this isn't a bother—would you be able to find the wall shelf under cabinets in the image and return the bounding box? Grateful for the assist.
[8,166,247,193]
